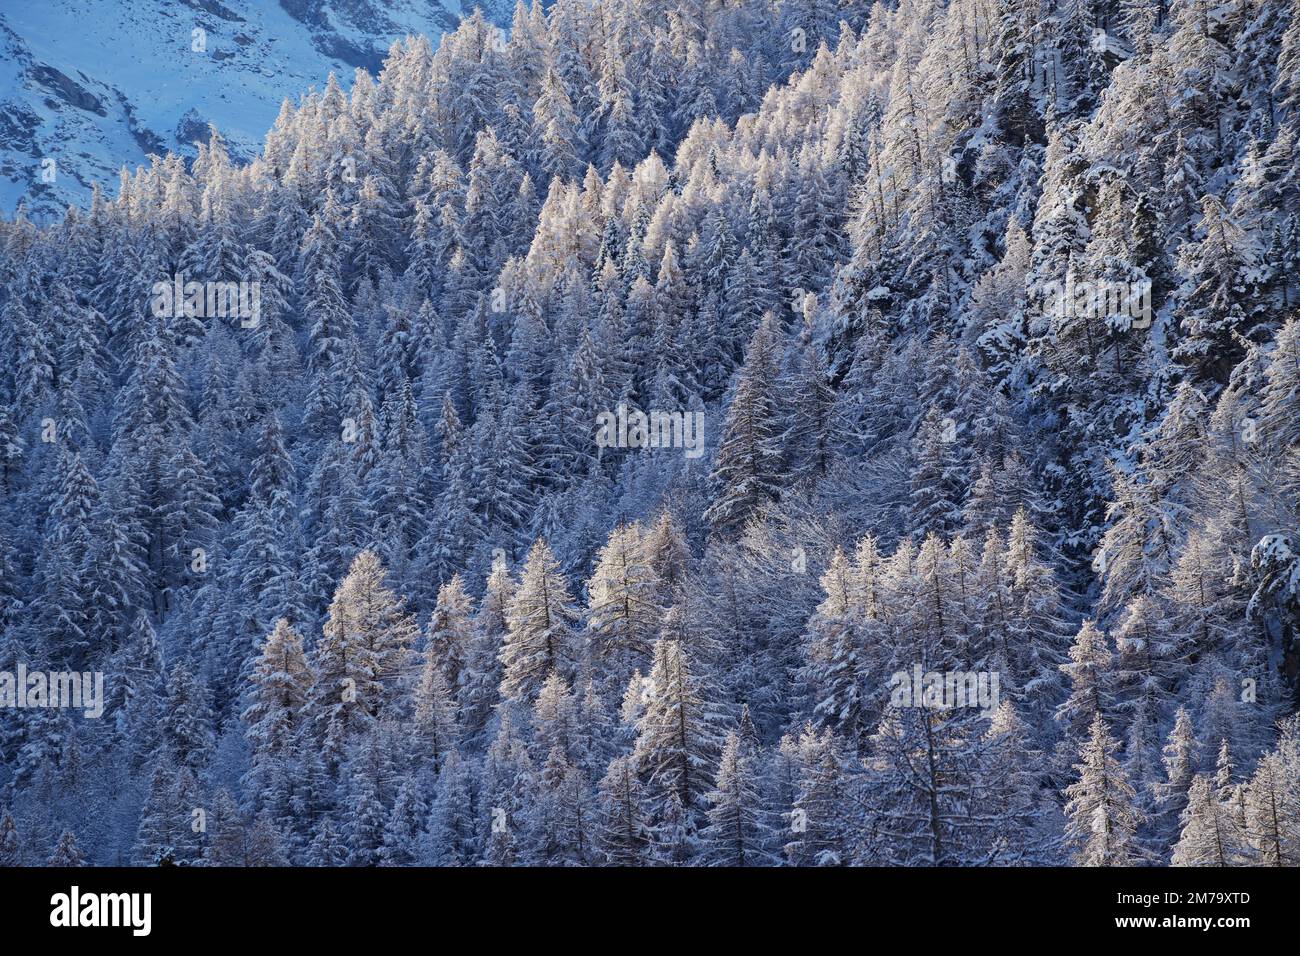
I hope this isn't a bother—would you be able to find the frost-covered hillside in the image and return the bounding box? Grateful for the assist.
[0,0,474,219]
[1,0,1299,870]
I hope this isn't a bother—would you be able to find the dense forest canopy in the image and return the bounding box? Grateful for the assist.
[0,0,1299,866]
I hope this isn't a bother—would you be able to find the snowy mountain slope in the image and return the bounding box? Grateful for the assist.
[0,0,1298,872]
[0,0,470,220]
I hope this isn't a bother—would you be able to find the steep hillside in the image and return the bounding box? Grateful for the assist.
[0,0,469,218]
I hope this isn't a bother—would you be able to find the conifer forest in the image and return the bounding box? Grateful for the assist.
[1,0,1300,870]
